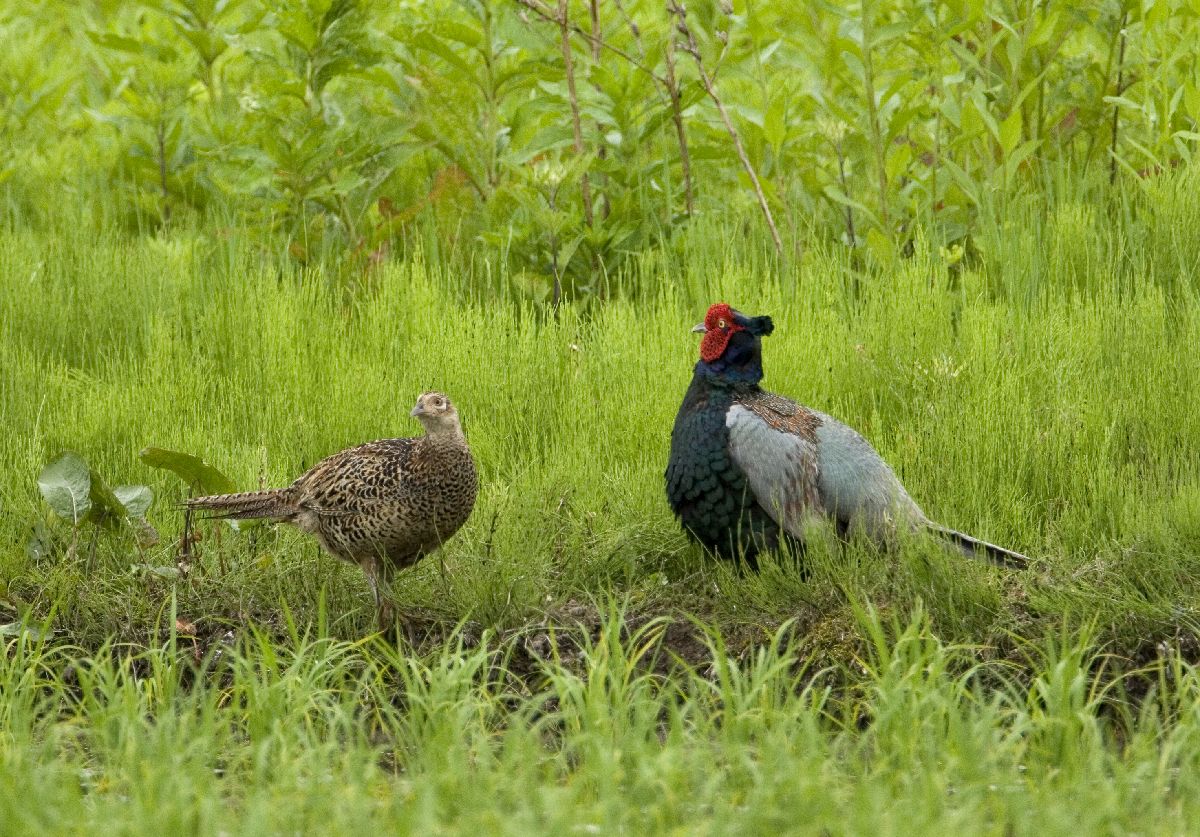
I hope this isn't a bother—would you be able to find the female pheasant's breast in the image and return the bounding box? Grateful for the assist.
[414,443,478,529]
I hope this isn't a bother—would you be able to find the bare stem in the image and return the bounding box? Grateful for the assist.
[1109,11,1128,186]
[859,0,889,231]
[612,0,645,58]
[588,0,610,221]
[835,140,856,247]
[515,0,665,86]
[670,2,781,258]
[663,37,694,216]
[157,119,171,224]
[518,0,692,221]
[588,0,601,62]
[558,0,594,227]
[548,186,562,316]
[482,1,499,191]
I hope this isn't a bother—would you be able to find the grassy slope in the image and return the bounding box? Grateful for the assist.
[3,177,1200,831]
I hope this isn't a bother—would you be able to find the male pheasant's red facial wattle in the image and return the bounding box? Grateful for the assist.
[699,302,744,363]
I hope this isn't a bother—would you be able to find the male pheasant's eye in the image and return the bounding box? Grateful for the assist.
[717,318,728,329]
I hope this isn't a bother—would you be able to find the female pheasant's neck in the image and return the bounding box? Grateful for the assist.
[422,425,466,445]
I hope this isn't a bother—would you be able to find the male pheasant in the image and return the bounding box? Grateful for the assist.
[186,391,477,627]
[664,303,1028,569]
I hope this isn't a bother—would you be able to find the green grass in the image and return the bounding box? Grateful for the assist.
[4,170,1200,832]
[5,606,1200,834]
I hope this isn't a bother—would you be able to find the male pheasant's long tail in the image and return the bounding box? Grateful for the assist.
[184,489,295,520]
[926,523,1029,570]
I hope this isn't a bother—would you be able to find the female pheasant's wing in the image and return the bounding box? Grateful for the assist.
[725,393,825,538]
[290,438,419,515]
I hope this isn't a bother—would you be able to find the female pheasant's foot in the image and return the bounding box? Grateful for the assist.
[376,598,396,629]
[377,603,421,648]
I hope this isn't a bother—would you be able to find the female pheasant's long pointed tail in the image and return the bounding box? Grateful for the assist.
[184,489,295,520]
[926,523,1029,569]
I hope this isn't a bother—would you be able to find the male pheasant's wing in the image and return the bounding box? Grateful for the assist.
[289,438,418,515]
[726,393,824,538]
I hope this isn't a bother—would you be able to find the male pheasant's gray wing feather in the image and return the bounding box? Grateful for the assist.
[808,411,928,540]
[726,401,824,539]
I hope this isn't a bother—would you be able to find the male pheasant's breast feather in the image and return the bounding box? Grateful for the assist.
[666,393,752,546]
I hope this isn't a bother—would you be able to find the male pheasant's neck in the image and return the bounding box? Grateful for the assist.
[681,366,758,411]
[692,358,763,389]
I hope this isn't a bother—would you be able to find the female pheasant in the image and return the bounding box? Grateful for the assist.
[186,392,477,628]
[664,303,1028,569]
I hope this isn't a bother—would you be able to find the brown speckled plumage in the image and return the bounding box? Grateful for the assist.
[185,392,477,627]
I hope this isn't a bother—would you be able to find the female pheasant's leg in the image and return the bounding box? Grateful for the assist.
[374,558,402,632]
[360,557,393,629]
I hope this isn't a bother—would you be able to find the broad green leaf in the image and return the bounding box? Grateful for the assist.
[864,227,896,265]
[763,96,786,153]
[556,234,586,272]
[139,447,237,495]
[939,158,981,208]
[1183,83,1200,122]
[436,20,483,49]
[1028,9,1062,48]
[885,142,913,183]
[965,91,1000,142]
[505,126,573,165]
[114,485,154,519]
[38,452,91,525]
[1103,96,1144,112]
[1003,139,1041,180]
[26,520,52,562]
[1000,109,1023,156]
[0,623,45,640]
[411,32,474,76]
[822,185,881,228]
[871,22,911,48]
[86,468,127,529]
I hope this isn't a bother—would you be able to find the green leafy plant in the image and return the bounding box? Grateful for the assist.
[140,446,259,573]
[35,452,156,564]
[7,0,1200,287]
[139,446,237,496]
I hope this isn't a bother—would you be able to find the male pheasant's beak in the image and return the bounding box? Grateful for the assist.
[691,322,707,333]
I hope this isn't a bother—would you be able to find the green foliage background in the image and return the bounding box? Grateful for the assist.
[5,0,1200,287]
[5,1,1200,832]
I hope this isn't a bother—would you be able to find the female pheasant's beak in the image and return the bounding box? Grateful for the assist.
[410,402,424,417]
[691,322,707,333]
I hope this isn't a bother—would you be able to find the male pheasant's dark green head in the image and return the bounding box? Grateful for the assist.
[692,302,773,384]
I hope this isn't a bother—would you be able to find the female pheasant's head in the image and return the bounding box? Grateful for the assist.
[411,391,464,437]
